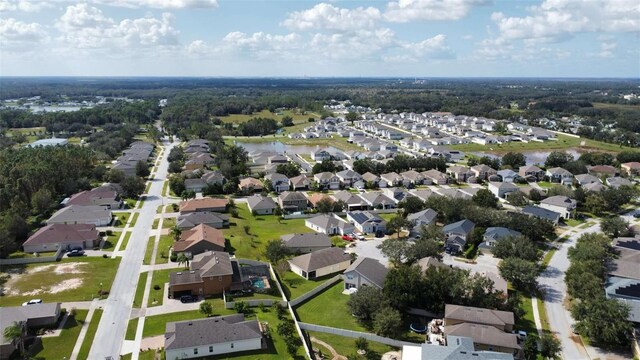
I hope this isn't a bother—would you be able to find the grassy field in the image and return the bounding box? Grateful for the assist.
[29,310,88,360]
[125,198,138,209]
[103,231,121,250]
[113,212,131,228]
[162,217,176,229]
[152,218,160,229]
[148,268,180,307]
[227,134,361,152]
[155,235,174,264]
[593,102,640,111]
[77,309,104,360]
[130,212,140,227]
[1,257,121,306]
[125,317,139,340]
[295,281,423,343]
[226,204,311,260]
[278,270,337,301]
[118,231,133,251]
[143,236,155,265]
[218,109,318,125]
[450,133,631,154]
[306,331,397,359]
[133,272,148,308]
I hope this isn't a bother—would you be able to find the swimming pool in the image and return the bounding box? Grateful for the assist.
[251,277,269,289]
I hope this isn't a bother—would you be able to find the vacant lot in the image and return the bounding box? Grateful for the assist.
[0,257,121,306]
[450,133,631,153]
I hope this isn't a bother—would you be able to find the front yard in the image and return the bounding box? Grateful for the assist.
[148,268,178,307]
[0,257,121,306]
[29,310,88,360]
[113,212,131,228]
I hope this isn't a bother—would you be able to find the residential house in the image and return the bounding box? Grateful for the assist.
[246,195,277,215]
[22,224,100,253]
[342,257,388,291]
[173,224,225,258]
[482,227,522,248]
[407,209,438,236]
[443,219,475,253]
[444,323,520,356]
[382,187,412,204]
[201,171,226,187]
[521,205,560,225]
[164,314,263,360]
[470,164,497,181]
[574,174,601,186]
[238,177,263,194]
[280,233,331,254]
[380,172,407,187]
[277,191,308,212]
[606,177,634,189]
[332,191,368,211]
[306,193,333,210]
[111,162,137,177]
[185,153,215,171]
[314,172,341,190]
[587,165,617,177]
[289,174,311,190]
[606,237,640,322]
[168,251,238,298]
[336,170,362,187]
[66,188,123,209]
[264,173,291,193]
[288,247,352,280]
[312,148,332,162]
[583,182,605,192]
[518,165,545,182]
[177,212,229,230]
[447,165,475,183]
[400,170,424,185]
[444,304,515,331]
[305,214,355,235]
[409,189,435,202]
[361,172,387,188]
[1,303,62,359]
[180,198,229,214]
[267,154,288,164]
[496,169,519,183]
[359,192,395,209]
[185,178,207,193]
[539,196,577,219]
[621,162,640,176]
[488,182,520,199]
[401,336,514,360]
[47,205,112,226]
[422,169,448,185]
[346,211,386,234]
[546,167,574,185]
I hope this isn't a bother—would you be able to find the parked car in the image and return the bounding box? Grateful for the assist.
[67,249,85,257]
[179,295,197,303]
[341,235,353,241]
[634,212,640,218]
[22,299,42,306]
[67,246,83,253]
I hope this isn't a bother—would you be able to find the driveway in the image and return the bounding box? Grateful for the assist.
[442,252,501,275]
[347,237,388,266]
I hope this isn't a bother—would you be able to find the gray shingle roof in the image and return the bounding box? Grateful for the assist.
[443,219,475,235]
[344,257,388,288]
[522,205,560,222]
[280,233,331,248]
[288,247,351,272]
[540,195,577,209]
[165,314,261,350]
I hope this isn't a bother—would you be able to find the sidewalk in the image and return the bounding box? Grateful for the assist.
[69,299,101,360]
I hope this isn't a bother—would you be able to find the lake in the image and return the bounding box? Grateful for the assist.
[234,141,339,155]
[473,149,582,165]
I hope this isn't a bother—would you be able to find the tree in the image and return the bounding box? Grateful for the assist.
[571,298,632,349]
[377,238,410,265]
[176,252,190,269]
[539,333,561,359]
[523,334,539,360]
[280,115,294,127]
[168,161,183,173]
[418,224,445,244]
[234,301,250,314]
[347,286,388,322]
[506,191,528,206]
[584,193,605,215]
[31,188,53,215]
[407,238,442,263]
[181,190,196,201]
[399,196,424,215]
[499,257,538,291]
[276,163,300,178]
[492,236,538,261]
[472,189,499,208]
[168,174,185,196]
[386,215,411,239]
[600,216,630,238]
[355,337,369,352]
[383,265,424,310]
[121,176,145,198]
[199,301,213,317]
[277,319,295,338]
[3,321,24,358]
[315,197,336,213]
[545,151,574,168]
[107,169,125,183]
[502,152,526,169]
[170,225,182,242]
[373,307,403,338]
[135,160,150,177]
[346,111,358,123]
[528,189,544,202]
[264,239,289,264]
[563,160,588,175]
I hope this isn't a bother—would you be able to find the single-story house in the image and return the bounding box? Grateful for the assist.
[521,205,560,225]
[359,192,395,209]
[343,257,388,292]
[444,304,515,331]
[22,223,100,253]
[184,178,207,193]
[180,198,229,214]
[401,336,514,360]
[346,211,386,234]
[488,182,519,199]
[246,195,277,215]
[66,188,123,209]
[177,212,229,230]
[238,177,263,194]
[482,227,522,248]
[46,205,113,227]
[164,314,263,359]
[496,169,519,183]
[280,233,331,254]
[1,303,62,359]
[422,169,448,185]
[587,165,617,177]
[288,247,352,280]
[606,177,634,189]
[361,172,388,188]
[289,174,311,190]
[574,174,601,186]
[621,162,640,176]
[173,224,225,258]
[407,208,438,236]
[539,195,577,219]
[444,323,520,355]
[305,214,355,235]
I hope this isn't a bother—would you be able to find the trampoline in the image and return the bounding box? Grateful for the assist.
[410,323,427,333]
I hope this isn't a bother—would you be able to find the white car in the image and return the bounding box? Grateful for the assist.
[22,299,42,306]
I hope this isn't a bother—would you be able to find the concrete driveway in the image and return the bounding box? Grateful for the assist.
[347,237,389,266]
[442,252,501,275]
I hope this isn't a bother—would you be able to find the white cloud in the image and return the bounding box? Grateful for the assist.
[309,28,397,59]
[595,41,617,58]
[0,17,47,49]
[385,0,489,22]
[0,0,53,12]
[222,31,301,59]
[282,3,381,31]
[89,0,218,9]
[55,4,179,50]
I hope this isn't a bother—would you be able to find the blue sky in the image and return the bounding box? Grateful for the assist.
[1,0,639,77]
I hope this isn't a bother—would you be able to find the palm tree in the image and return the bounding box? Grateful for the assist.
[176,252,190,269]
[3,321,25,358]
[170,225,182,242]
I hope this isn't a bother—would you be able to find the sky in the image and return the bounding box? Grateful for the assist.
[1,0,639,77]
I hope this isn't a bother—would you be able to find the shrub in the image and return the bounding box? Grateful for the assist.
[170,254,177,262]
[106,230,113,236]
[153,284,161,290]
[102,254,108,258]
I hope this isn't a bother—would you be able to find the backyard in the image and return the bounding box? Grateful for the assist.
[0,257,121,306]
[306,331,397,359]
[278,270,338,301]
[29,309,88,360]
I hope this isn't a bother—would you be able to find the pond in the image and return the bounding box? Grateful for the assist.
[234,141,339,155]
[473,149,582,165]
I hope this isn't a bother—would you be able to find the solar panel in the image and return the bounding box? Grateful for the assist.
[616,283,640,298]
[349,212,369,224]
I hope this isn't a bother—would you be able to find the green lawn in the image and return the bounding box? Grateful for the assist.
[125,198,138,209]
[537,181,553,188]
[148,268,178,307]
[30,310,88,360]
[77,309,104,360]
[537,296,551,331]
[450,133,632,153]
[162,217,176,229]
[306,331,397,359]
[564,218,584,227]
[155,235,174,264]
[162,181,169,197]
[226,204,312,260]
[130,212,140,227]
[278,270,337,301]
[103,231,121,250]
[152,218,160,229]
[513,291,537,336]
[125,317,139,340]
[145,181,152,194]
[219,109,317,125]
[143,236,155,265]
[1,257,121,306]
[113,212,131,228]
[133,272,148,308]
[143,309,224,337]
[118,231,133,251]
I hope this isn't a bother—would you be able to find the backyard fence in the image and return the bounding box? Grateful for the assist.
[283,208,399,220]
[289,275,342,307]
[0,247,64,266]
[223,298,287,310]
[289,303,314,360]
[298,322,417,348]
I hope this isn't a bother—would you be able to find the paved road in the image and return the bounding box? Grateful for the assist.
[538,222,600,360]
[88,138,176,359]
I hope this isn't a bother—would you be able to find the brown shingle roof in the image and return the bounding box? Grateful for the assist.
[445,304,514,328]
[179,198,229,213]
[174,224,225,252]
[445,323,520,350]
[23,224,98,247]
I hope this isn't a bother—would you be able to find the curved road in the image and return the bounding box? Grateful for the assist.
[88,138,177,359]
[538,221,600,360]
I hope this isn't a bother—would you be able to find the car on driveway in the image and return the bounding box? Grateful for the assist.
[22,299,42,306]
[67,249,85,257]
[179,295,197,303]
[341,235,354,241]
